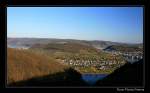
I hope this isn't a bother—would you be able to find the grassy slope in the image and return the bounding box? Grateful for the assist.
[7,48,69,84]
[30,42,100,54]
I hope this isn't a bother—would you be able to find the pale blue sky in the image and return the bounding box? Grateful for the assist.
[7,7,143,43]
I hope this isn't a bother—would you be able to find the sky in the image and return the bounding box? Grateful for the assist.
[7,7,143,43]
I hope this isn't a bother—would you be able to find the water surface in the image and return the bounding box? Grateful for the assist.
[82,73,108,85]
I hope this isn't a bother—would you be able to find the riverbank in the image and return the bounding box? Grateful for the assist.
[74,67,115,74]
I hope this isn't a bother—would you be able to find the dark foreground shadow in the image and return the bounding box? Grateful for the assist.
[95,59,144,86]
[8,59,144,87]
[8,68,88,87]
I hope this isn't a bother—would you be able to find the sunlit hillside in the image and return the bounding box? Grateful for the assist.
[7,48,69,85]
[104,45,143,52]
[30,42,100,54]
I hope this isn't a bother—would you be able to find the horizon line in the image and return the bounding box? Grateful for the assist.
[7,37,143,44]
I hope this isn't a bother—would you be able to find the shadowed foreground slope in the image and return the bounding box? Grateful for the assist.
[8,68,87,87]
[95,59,144,86]
[7,48,87,86]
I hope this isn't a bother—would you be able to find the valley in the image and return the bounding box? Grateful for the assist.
[7,38,143,73]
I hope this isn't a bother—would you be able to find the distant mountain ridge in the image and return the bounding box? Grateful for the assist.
[7,37,143,50]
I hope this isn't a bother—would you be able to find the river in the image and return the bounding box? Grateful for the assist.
[81,73,108,85]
